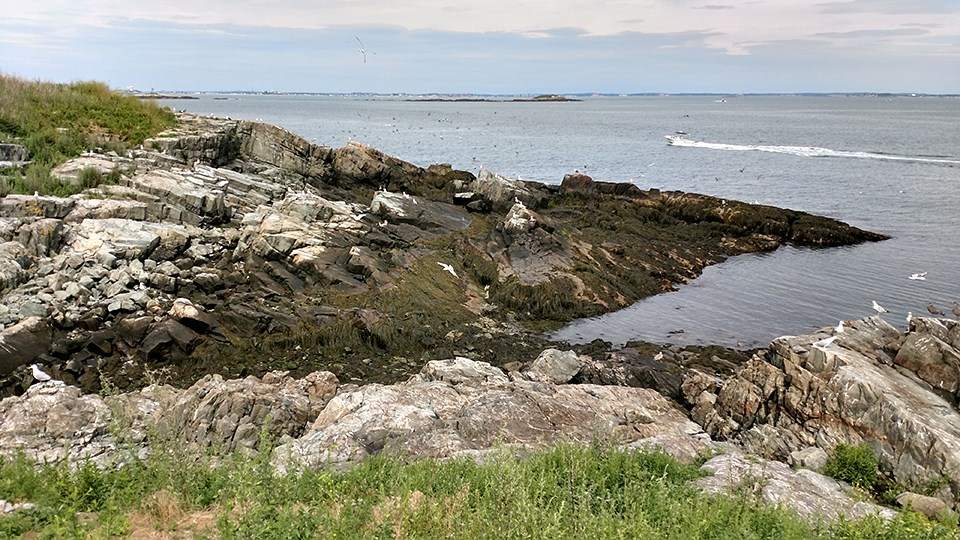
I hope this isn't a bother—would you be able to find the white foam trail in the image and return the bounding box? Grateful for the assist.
[669,138,960,165]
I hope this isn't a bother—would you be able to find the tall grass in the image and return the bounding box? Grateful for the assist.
[0,73,176,196]
[0,443,954,539]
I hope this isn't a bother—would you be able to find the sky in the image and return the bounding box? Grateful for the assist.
[1,0,958,94]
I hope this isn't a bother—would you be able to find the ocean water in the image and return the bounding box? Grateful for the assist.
[161,94,960,349]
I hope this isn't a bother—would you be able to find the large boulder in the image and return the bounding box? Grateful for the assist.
[0,317,51,376]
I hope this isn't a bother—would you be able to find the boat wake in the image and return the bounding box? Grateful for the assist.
[666,136,960,165]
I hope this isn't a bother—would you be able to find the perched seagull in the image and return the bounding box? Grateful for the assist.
[437,262,458,278]
[653,351,664,361]
[872,300,888,314]
[927,301,945,316]
[30,364,52,383]
[908,272,927,281]
[953,302,960,318]
[378,220,388,228]
[351,213,366,221]
[813,336,838,348]
[835,321,844,333]
[906,311,913,327]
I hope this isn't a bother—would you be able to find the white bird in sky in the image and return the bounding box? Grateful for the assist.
[812,335,838,349]
[872,300,888,314]
[908,272,927,281]
[437,262,458,278]
[30,364,52,383]
[355,36,367,63]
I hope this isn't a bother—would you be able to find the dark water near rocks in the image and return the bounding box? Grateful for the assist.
[162,94,960,349]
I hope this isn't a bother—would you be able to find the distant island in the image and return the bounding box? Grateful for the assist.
[407,94,580,103]
[133,93,199,100]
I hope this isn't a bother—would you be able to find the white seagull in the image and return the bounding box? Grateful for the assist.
[872,300,888,314]
[30,364,52,383]
[906,311,913,327]
[812,336,838,348]
[653,351,664,361]
[835,321,844,333]
[437,262,458,278]
[908,272,927,281]
[355,36,367,63]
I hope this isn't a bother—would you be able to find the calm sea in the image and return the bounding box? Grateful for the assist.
[161,94,960,349]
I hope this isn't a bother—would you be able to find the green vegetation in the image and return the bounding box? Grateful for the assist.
[0,74,176,196]
[824,443,880,491]
[0,443,954,539]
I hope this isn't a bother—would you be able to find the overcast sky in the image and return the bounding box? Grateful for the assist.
[2,0,958,94]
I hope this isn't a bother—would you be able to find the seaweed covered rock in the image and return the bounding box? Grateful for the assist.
[0,113,888,395]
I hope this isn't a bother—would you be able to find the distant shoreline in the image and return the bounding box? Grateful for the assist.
[407,95,580,103]
[134,94,199,100]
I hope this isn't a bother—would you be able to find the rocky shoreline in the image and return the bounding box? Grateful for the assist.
[0,113,885,396]
[3,316,959,521]
[7,113,952,522]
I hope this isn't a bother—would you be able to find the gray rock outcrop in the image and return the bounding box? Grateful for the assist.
[684,315,960,510]
[694,452,896,522]
[0,369,339,466]
[272,356,706,471]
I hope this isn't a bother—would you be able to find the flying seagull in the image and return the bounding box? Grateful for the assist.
[437,262,458,278]
[30,364,52,383]
[908,272,927,281]
[927,301,945,316]
[356,36,367,63]
[872,300,888,314]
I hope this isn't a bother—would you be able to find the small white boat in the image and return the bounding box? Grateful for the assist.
[664,134,684,145]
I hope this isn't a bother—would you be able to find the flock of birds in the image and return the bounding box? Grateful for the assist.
[809,270,959,353]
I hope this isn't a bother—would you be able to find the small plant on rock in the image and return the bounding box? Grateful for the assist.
[823,443,879,491]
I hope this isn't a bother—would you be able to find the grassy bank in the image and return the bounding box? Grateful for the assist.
[0,74,176,196]
[0,443,953,539]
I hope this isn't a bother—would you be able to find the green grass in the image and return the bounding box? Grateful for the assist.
[0,73,176,196]
[0,443,954,539]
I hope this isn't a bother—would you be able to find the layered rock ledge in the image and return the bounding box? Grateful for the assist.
[684,315,960,511]
[0,351,895,523]
[0,113,886,395]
